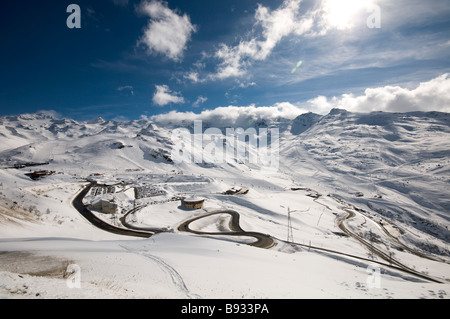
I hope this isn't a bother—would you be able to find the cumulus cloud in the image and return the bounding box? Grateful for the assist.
[304,74,450,113]
[152,85,185,106]
[138,0,196,62]
[150,74,450,125]
[212,43,249,80]
[151,102,303,127]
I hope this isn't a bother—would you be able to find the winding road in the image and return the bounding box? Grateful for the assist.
[72,182,153,238]
[177,210,275,249]
[73,182,444,284]
[335,209,443,283]
[73,182,274,249]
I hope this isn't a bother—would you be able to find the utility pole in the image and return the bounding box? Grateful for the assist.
[368,230,375,260]
[286,206,310,243]
[287,207,294,243]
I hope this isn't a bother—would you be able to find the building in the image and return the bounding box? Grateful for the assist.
[134,185,165,199]
[181,197,205,210]
[224,187,249,195]
[91,199,119,214]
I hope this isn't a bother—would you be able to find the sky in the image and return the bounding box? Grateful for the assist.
[1,0,450,122]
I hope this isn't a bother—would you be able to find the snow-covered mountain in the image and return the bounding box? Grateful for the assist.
[0,109,449,299]
[283,109,450,244]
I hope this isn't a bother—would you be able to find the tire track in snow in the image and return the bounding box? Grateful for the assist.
[120,245,200,299]
[335,207,443,283]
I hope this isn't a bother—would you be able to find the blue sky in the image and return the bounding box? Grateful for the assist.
[1,0,450,121]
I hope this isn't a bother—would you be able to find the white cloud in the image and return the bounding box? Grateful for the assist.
[117,85,134,96]
[183,0,448,85]
[254,0,305,60]
[151,102,303,127]
[138,0,196,62]
[112,115,130,122]
[211,0,306,80]
[193,96,208,107]
[151,74,450,125]
[36,110,62,119]
[211,43,249,80]
[209,0,357,81]
[303,74,450,113]
[239,81,256,88]
[184,71,206,83]
[152,85,185,106]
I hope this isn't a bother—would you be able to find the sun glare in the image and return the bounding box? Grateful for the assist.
[323,0,373,30]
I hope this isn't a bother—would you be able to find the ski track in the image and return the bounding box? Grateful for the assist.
[119,244,200,299]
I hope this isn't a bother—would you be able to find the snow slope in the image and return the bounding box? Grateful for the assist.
[0,110,449,299]
[282,110,450,249]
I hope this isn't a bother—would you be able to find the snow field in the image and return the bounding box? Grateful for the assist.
[0,110,449,298]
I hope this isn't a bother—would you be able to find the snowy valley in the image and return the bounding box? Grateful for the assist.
[0,109,449,299]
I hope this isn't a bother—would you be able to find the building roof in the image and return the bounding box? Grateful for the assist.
[182,197,205,203]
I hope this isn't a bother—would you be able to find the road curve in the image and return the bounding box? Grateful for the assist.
[73,182,443,283]
[72,182,153,238]
[120,204,167,235]
[73,183,275,249]
[177,210,275,249]
[377,221,447,264]
[337,208,443,283]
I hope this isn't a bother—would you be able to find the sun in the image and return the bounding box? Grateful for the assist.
[323,0,373,30]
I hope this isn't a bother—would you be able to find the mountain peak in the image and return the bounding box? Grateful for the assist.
[86,117,105,124]
[328,108,349,116]
[290,112,322,135]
